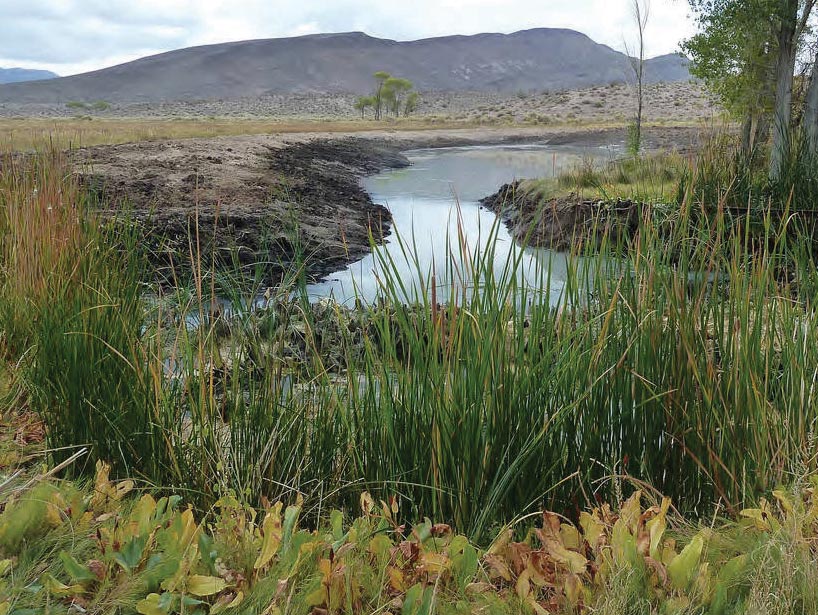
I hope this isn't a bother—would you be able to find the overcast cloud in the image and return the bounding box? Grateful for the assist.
[0,0,696,76]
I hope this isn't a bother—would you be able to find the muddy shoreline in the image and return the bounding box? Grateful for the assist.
[480,182,642,250]
[72,125,703,284]
[76,137,410,284]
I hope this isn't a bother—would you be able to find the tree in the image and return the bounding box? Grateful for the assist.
[770,0,816,180]
[683,0,815,177]
[683,0,779,158]
[360,73,418,120]
[805,47,818,157]
[624,0,650,155]
[404,91,420,116]
[770,0,800,180]
[354,95,374,119]
[383,77,413,117]
[373,71,391,120]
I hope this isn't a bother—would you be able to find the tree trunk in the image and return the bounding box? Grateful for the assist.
[804,54,818,158]
[741,114,754,158]
[755,113,771,150]
[769,0,799,182]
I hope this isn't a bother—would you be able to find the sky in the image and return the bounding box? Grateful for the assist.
[0,0,697,76]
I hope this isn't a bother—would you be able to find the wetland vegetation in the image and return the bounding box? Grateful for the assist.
[1,1,818,611]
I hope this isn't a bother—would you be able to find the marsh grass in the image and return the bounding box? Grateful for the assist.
[2,140,818,544]
[523,151,688,204]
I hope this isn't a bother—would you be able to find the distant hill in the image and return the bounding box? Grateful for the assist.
[0,29,689,104]
[0,67,58,85]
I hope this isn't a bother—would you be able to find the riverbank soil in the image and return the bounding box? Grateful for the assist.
[71,125,704,282]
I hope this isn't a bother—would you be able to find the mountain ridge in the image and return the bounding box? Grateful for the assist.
[0,28,689,104]
[0,67,59,85]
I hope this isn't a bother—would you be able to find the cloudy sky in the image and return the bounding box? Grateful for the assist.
[0,0,697,76]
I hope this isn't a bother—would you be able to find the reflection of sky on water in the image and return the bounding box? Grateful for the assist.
[306,144,617,305]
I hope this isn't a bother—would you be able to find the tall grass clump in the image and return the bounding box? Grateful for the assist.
[334,188,818,538]
[0,150,156,476]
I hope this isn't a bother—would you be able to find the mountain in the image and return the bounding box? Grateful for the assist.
[0,29,689,104]
[0,67,58,85]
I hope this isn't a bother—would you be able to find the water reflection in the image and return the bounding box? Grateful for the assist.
[306,143,617,306]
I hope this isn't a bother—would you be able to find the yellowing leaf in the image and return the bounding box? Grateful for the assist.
[388,566,406,592]
[740,499,780,532]
[0,603,8,615]
[515,568,531,600]
[579,511,605,550]
[544,540,588,575]
[526,597,551,615]
[41,572,85,597]
[360,491,375,515]
[0,560,11,578]
[305,585,327,608]
[254,502,283,570]
[620,491,643,533]
[646,498,670,560]
[560,524,582,550]
[91,461,134,511]
[136,593,169,615]
[418,551,451,577]
[45,491,66,527]
[772,490,794,516]
[564,573,584,609]
[667,533,704,590]
[132,494,158,534]
[186,574,228,597]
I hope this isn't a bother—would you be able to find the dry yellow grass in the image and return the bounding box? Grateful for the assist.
[0,117,487,151]
[0,116,709,152]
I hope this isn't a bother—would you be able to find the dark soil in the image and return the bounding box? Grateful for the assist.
[481,181,641,249]
[74,137,409,285]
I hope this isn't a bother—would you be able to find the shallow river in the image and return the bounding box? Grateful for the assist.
[306,143,618,305]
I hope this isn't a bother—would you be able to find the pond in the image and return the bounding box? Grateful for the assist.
[307,142,619,305]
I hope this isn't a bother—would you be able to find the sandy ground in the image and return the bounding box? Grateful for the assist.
[0,82,717,125]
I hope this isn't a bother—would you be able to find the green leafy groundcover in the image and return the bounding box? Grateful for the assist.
[2,463,818,614]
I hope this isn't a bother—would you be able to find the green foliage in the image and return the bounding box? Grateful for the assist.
[404,91,420,116]
[5,465,818,614]
[5,139,818,553]
[682,0,779,120]
[353,95,375,118]
[626,122,642,156]
[365,72,418,119]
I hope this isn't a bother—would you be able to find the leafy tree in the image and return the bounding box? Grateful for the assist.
[354,95,375,119]
[360,73,418,120]
[373,71,391,120]
[383,77,414,117]
[682,0,780,157]
[683,0,815,178]
[404,91,420,116]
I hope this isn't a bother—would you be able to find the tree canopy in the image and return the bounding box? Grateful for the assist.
[359,72,420,119]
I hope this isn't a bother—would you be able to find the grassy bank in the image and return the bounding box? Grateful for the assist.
[521,151,688,203]
[1,133,818,611]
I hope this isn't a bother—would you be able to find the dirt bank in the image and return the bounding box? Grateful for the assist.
[480,182,642,250]
[75,137,408,284]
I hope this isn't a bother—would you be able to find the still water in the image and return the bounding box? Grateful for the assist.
[306,143,617,305]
